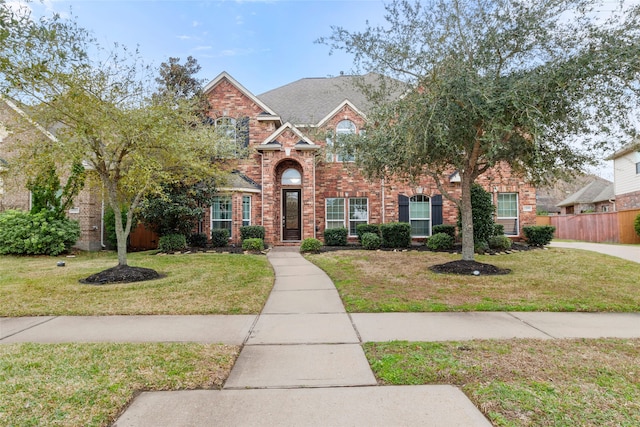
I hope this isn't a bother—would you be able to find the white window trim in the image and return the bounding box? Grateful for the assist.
[211,195,233,238]
[325,197,346,229]
[497,192,519,236]
[242,195,251,227]
[348,197,369,236]
[409,195,431,237]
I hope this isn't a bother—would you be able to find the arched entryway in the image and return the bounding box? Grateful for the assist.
[276,161,303,241]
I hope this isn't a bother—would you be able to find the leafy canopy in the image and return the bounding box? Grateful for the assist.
[321,0,640,260]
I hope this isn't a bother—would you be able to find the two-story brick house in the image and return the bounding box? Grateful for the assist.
[203,72,537,246]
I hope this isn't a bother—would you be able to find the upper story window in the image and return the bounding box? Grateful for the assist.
[282,168,301,185]
[636,161,640,175]
[326,120,356,162]
[215,117,237,143]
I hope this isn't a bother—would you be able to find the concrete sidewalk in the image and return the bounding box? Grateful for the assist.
[549,240,640,263]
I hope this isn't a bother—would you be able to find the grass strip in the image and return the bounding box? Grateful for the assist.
[0,342,239,427]
[364,339,640,426]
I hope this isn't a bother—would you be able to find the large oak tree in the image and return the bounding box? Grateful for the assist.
[322,0,640,260]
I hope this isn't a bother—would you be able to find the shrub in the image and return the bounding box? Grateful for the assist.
[361,232,381,250]
[240,225,265,241]
[211,228,230,247]
[426,232,454,250]
[324,227,348,246]
[242,238,264,252]
[635,213,640,237]
[188,233,208,248]
[0,210,80,256]
[356,223,380,241]
[158,233,187,252]
[380,222,411,248]
[488,235,513,251]
[300,238,322,253]
[523,225,556,247]
[432,224,456,239]
[474,241,489,254]
[493,223,505,237]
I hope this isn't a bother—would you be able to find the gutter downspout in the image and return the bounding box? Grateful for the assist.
[381,178,385,223]
[100,199,106,249]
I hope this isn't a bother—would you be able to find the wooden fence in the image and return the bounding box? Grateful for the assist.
[538,209,640,244]
[128,223,159,251]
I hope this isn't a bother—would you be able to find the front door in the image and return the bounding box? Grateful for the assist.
[282,189,301,241]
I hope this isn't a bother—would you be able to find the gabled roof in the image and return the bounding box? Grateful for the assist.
[257,122,319,152]
[316,100,367,128]
[203,72,280,119]
[557,178,614,207]
[218,171,261,193]
[257,73,401,126]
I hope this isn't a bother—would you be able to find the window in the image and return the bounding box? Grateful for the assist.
[211,195,233,237]
[497,193,519,235]
[636,162,640,175]
[325,198,345,229]
[215,117,237,143]
[282,168,301,185]
[326,197,369,235]
[242,196,251,226]
[326,120,356,162]
[409,195,431,237]
[349,198,368,236]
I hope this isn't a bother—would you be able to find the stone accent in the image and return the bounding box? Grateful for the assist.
[616,190,640,211]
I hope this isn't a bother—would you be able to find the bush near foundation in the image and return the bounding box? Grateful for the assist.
[380,222,411,248]
[0,210,79,255]
[211,228,230,247]
[356,224,380,241]
[242,238,264,252]
[158,234,187,252]
[300,238,323,253]
[523,225,556,247]
[324,227,348,246]
[240,226,265,241]
[426,232,454,250]
[361,232,382,250]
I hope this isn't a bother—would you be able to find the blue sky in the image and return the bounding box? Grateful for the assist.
[29,0,389,95]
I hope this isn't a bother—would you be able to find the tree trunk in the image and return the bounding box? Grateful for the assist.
[111,203,128,267]
[460,174,475,261]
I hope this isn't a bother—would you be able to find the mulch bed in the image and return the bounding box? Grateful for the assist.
[429,260,511,275]
[80,265,163,285]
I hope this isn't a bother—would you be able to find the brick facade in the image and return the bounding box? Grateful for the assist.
[204,73,537,246]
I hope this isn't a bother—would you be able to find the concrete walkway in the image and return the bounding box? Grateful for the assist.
[2,244,640,426]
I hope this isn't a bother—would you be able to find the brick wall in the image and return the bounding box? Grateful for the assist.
[616,190,640,211]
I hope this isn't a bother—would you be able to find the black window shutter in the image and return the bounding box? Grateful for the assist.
[238,117,250,148]
[398,194,409,223]
[432,194,443,226]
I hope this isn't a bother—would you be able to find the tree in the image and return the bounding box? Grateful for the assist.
[0,5,234,268]
[154,56,204,102]
[321,0,640,261]
[28,161,85,219]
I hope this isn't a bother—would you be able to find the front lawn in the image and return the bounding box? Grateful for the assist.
[365,339,640,426]
[307,247,640,312]
[0,251,274,316]
[0,342,238,427]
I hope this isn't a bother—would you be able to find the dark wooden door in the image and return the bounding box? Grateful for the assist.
[282,189,301,240]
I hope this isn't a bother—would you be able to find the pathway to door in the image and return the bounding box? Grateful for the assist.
[114,247,490,426]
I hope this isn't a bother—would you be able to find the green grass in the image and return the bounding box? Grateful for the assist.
[365,339,640,426]
[307,248,640,312]
[0,342,239,427]
[0,251,274,316]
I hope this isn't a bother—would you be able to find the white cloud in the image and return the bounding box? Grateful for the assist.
[193,45,213,51]
[177,35,192,40]
[192,20,201,27]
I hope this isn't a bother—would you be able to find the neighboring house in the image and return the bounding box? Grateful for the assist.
[0,99,104,251]
[608,141,640,210]
[202,72,537,245]
[556,177,615,215]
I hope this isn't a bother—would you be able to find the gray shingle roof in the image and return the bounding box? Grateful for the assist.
[557,178,614,207]
[257,73,401,125]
